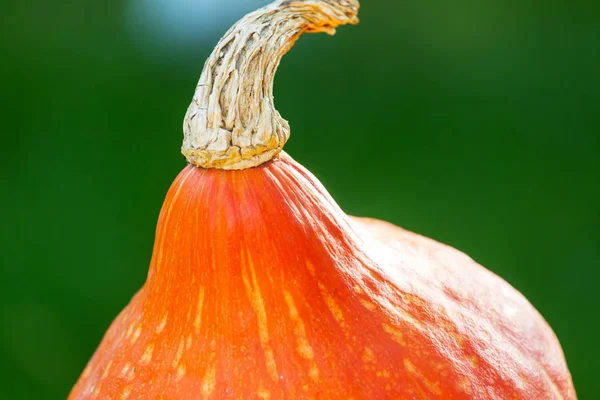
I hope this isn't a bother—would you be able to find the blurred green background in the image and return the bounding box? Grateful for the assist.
[1,0,598,398]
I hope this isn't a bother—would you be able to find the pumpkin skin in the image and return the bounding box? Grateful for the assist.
[69,153,575,399]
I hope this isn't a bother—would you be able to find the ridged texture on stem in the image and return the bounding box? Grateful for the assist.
[69,154,575,399]
[182,0,359,170]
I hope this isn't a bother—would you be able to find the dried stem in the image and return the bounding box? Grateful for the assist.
[182,0,360,170]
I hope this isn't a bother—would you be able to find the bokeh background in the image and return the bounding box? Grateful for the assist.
[1,0,598,398]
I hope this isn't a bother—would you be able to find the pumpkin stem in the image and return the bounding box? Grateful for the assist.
[182,0,359,170]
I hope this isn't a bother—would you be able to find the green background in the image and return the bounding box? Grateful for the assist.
[1,0,598,398]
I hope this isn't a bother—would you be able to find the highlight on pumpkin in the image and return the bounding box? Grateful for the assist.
[69,0,576,399]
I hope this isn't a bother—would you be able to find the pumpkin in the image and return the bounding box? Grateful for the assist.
[69,0,576,399]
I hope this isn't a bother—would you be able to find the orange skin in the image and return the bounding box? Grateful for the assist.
[70,153,576,399]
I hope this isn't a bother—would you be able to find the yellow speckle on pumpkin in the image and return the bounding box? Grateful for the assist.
[140,343,154,365]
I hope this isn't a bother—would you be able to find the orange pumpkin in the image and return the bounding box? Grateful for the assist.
[69,1,576,399]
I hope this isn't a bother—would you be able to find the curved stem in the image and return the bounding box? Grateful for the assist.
[182,0,360,170]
